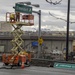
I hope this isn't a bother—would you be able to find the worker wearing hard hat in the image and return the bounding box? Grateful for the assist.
[10,13,15,22]
[15,12,20,22]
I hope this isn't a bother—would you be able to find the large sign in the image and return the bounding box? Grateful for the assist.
[14,3,32,14]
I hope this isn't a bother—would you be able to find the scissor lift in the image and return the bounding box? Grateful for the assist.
[11,24,24,54]
[2,12,34,68]
[6,12,34,52]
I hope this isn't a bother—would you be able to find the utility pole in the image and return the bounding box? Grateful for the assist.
[66,0,70,61]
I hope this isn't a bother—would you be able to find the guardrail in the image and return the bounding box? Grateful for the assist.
[31,58,55,67]
[31,58,75,67]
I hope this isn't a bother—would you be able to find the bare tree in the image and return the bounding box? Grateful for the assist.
[49,12,75,24]
[46,0,75,24]
[46,0,62,5]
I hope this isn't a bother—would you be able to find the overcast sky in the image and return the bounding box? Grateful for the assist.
[0,0,75,31]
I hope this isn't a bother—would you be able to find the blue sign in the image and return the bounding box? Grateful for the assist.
[32,42,38,46]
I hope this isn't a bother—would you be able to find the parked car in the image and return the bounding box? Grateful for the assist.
[52,50,62,54]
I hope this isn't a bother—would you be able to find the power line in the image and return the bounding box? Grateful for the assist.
[46,0,62,5]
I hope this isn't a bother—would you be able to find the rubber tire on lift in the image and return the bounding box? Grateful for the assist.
[4,63,8,66]
[18,60,22,66]
[25,61,30,67]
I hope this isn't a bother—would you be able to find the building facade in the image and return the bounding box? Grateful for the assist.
[0,32,74,54]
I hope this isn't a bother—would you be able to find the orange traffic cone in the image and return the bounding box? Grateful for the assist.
[2,53,6,63]
[21,56,26,69]
[21,62,25,69]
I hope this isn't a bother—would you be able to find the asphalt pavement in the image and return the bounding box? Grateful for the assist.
[0,62,75,75]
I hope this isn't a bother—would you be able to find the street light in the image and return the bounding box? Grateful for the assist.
[31,4,41,58]
[22,2,41,58]
[31,4,40,7]
[17,2,40,7]
[17,2,31,5]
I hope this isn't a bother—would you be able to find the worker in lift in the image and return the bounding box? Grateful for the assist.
[15,12,20,22]
[10,13,15,22]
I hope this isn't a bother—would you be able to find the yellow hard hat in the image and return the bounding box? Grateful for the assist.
[10,14,15,18]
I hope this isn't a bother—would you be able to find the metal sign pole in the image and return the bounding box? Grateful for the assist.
[32,10,41,58]
[37,10,41,58]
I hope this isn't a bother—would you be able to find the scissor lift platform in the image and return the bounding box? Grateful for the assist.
[7,22,34,26]
[6,12,34,26]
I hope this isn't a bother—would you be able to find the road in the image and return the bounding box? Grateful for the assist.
[0,63,75,75]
